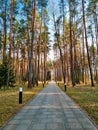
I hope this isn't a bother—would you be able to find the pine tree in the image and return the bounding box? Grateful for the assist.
[0,59,15,89]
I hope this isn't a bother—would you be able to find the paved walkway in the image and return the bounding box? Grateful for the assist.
[1,81,98,130]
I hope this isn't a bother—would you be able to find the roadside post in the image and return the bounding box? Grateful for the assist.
[19,87,23,104]
[42,82,44,88]
[64,83,66,92]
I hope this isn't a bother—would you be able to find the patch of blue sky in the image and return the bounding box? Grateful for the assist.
[16,2,24,20]
[47,0,69,60]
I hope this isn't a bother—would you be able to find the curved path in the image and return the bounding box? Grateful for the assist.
[1,81,98,130]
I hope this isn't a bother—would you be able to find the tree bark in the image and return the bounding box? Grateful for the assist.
[3,0,7,63]
[82,0,94,86]
[43,18,47,84]
[7,0,14,88]
[28,0,36,88]
[69,0,75,86]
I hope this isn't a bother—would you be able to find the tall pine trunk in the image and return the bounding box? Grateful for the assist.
[7,0,14,87]
[82,25,85,83]
[28,0,36,88]
[62,0,66,83]
[69,0,75,86]
[43,18,47,84]
[82,0,94,86]
[3,0,7,63]
[93,2,98,54]
[9,0,14,60]
[37,22,42,81]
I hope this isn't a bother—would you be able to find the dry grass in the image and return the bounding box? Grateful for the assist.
[0,82,46,127]
[58,83,98,125]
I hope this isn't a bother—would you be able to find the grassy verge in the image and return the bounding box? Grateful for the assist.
[58,83,98,125]
[0,82,47,127]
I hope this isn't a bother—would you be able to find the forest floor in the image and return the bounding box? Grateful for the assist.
[0,82,46,127]
[58,82,98,125]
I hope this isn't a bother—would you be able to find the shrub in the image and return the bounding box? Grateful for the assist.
[0,60,15,88]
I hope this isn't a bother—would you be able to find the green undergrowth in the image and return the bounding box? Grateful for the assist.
[0,82,47,127]
[58,83,98,125]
